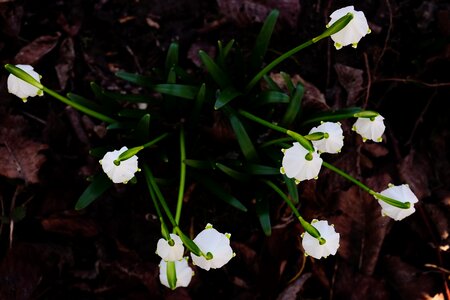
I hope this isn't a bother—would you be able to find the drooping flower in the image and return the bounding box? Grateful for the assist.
[353,115,386,142]
[159,258,194,289]
[302,220,340,259]
[190,223,234,271]
[156,233,185,262]
[327,6,371,49]
[100,146,139,183]
[7,64,43,102]
[378,184,418,221]
[309,122,344,154]
[281,142,323,183]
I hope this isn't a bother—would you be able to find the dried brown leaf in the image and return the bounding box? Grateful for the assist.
[0,115,48,184]
[363,143,389,158]
[14,33,61,65]
[276,273,311,300]
[399,150,431,199]
[56,37,76,90]
[334,63,364,106]
[41,213,100,238]
[0,4,23,37]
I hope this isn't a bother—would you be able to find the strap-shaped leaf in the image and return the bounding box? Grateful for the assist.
[131,114,151,142]
[284,175,299,204]
[152,84,198,99]
[165,42,179,75]
[255,197,271,236]
[75,173,113,210]
[216,163,250,181]
[167,67,177,84]
[280,72,294,95]
[117,109,148,119]
[263,75,282,91]
[227,110,259,162]
[257,91,290,106]
[281,83,304,126]
[300,107,363,127]
[67,93,102,112]
[190,83,206,125]
[250,9,279,70]
[242,163,279,175]
[89,147,108,158]
[106,121,136,130]
[215,87,242,110]
[217,39,235,67]
[184,159,215,170]
[198,50,231,88]
[115,70,153,88]
[193,172,247,212]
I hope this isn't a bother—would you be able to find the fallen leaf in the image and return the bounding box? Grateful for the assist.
[41,212,100,237]
[0,4,24,37]
[363,143,389,158]
[14,33,61,65]
[0,115,48,184]
[55,37,76,90]
[398,150,431,199]
[334,63,364,106]
[276,273,311,300]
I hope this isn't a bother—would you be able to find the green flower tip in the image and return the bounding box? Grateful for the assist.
[225,233,231,239]
[280,167,285,175]
[318,237,327,245]
[205,223,213,229]
[113,159,121,166]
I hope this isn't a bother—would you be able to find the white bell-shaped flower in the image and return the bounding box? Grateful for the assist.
[328,6,371,49]
[353,115,386,142]
[156,234,184,262]
[7,64,43,102]
[281,142,323,183]
[302,220,340,259]
[378,184,418,221]
[190,224,234,271]
[100,146,139,183]
[159,258,194,289]
[309,122,344,154]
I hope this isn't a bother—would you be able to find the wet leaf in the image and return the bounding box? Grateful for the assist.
[0,115,48,184]
[14,33,61,65]
[334,63,364,105]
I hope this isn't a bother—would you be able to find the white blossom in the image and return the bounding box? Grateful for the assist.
[190,224,234,271]
[309,122,344,154]
[7,64,43,102]
[328,6,371,49]
[100,146,139,183]
[353,115,386,142]
[281,142,323,183]
[159,258,194,289]
[156,234,184,262]
[378,184,418,221]
[302,220,340,259]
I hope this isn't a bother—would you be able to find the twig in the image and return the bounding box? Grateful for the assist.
[406,90,436,146]
[363,52,371,109]
[374,0,393,75]
[376,77,450,88]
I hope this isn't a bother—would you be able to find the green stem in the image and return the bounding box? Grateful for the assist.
[244,13,353,92]
[262,180,322,240]
[175,126,186,224]
[322,161,411,209]
[143,132,170,148]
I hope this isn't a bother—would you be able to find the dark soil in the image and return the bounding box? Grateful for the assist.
[0,0,449,299]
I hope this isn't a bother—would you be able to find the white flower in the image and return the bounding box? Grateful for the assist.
[7,64,43,102]
[100,146,139,183]
[353,115,386,142]
[280,142,323,183]
[159,258,194,289]
[328,6,371,49]
[378,184,418,221]
[302,220,340,259]
[156,234,185,262]
[190,224,234,271]
[309,122,344,154]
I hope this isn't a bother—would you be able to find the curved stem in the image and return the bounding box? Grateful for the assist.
[322,161,410,209]
[175,126,186,224]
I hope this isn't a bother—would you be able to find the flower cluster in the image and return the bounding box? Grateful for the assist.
[156,224,234,289]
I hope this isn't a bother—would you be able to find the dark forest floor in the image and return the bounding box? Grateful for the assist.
[0,0,449,299]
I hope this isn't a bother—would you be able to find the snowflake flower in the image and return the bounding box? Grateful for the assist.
[302,220,340,259]
[7,64,43,102]
[190,224,234,271]
[281,142,323,183]
[378,184,419,221]
[309,122,344,154]
[328,6,371,49]
[156,233,184,262]
[353,115,386,142]
[159,258,194,289]
[100,146,139,183]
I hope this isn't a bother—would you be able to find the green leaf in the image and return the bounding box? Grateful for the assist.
[281,83,304,126]
[118,146,144,161]
[255,197,271,236]
[280,72,294,95]
[257,91,290,105]
[117,109,148,118]
[166,261,177,290]
[184,159,215,169]
[165,42,179,75]
[11,206,26,222]
[300,107,363,127]
[89,147,108,158]
[217,39,235,67]
[67,93,102,112]
[263,74,282,91]
[167,67,177,84]
[250,9,279,70]
[193,172,247,212]
[190,83,206,124]
[152,84,198,99]
[284,175,299,204]
[175,229,202,256]
[227,111,259,162]
[214,87,242,110]
[75,173,113,210]
[106,121,136,130]
[102,90,152,103]
[90,82,105,99]
[131,114,151,142]
[242,163,279,175]
[216,163,250,181]
[198,50,230,88]
[115,70,153,88]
